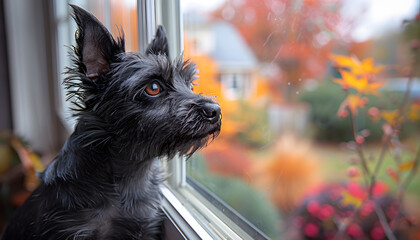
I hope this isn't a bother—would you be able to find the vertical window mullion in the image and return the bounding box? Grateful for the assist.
[154,0,185,187]
[137,0,156,53]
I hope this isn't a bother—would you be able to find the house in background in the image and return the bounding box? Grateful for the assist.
[183,12,310,137]
[184,13,258,101]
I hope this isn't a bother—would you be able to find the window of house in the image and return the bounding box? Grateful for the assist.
[53,0,420,239]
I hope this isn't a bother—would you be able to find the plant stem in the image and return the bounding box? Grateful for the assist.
[397,146,420,203]
[348,108,370,181]
[375,204,398,240]
[368,137,389,198]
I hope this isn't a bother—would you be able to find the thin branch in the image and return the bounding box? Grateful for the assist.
[369,137,389,198]
[375,204,398,240]
[397,146,420,202]
[335,199,369,239]
[348,108,371,180]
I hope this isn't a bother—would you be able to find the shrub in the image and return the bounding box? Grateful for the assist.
[299,80,418,142]
[187,154,280,239]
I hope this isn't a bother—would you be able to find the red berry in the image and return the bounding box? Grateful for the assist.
[360,129,370,137]
[342,83,350,91]
[347,166,360,178]
[355,136,365,145]
[411,39,420,50]
[338,109,348,118]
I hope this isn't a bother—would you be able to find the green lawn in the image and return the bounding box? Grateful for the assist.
[315,142,420,197]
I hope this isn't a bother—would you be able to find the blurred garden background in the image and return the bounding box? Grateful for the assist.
[0,0,419,239]
[183,0,420,239]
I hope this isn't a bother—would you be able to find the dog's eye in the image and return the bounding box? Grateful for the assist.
[145,82,161,96]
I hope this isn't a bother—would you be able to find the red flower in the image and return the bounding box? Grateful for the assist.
[307,200,320,215]
[304,223,319,237]
[317,204,335,221]
[347,182,367,199]
[386,204,398,219]
[370,226,385,240]
[372,182,388,198]
[360,200,375,217]
[346,223,364,238]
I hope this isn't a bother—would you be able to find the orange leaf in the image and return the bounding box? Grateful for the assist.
[399,162,415,171]
[338,94,367,115]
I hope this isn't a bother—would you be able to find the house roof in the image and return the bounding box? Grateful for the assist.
[210,21,257,70]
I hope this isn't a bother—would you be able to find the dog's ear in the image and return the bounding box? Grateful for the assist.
[70,4,125,80]
[146,26,170,58]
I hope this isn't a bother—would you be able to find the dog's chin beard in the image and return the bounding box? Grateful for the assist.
[178,128,220,159]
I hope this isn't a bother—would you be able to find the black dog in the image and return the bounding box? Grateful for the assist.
[1,4,220,240]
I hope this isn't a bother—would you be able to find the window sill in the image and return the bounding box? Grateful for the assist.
[161,178,269,240]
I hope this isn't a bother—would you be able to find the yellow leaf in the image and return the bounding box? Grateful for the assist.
[29,153,45,172]
[341,190,362,208]
[330,54,360,69]
[333,70,367,92]
[399,162,415,171]
[353,58,385,75]
[408,104,420,121]
[381,110,402,126]
[363,81,386,95]
[330,54,384,76]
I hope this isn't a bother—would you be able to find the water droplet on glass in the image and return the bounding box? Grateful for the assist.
[287,82,291,86]
[296,91,300,95]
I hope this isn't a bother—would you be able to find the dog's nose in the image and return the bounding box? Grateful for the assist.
[201,103,221,124]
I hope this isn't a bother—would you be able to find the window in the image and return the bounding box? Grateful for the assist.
[52,1,420,239]
[180,0,420,239]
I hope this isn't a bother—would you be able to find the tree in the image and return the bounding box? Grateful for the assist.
[213,0,347,101]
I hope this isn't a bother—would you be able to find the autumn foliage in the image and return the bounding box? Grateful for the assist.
[294,51,420,239]
[251,134,321,212]
[212,0,348,101]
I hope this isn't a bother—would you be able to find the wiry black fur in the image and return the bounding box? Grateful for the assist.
[1,4,221,240]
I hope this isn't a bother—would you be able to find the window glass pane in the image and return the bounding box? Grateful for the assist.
[183,0,420,239]
[87,0,138,52]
